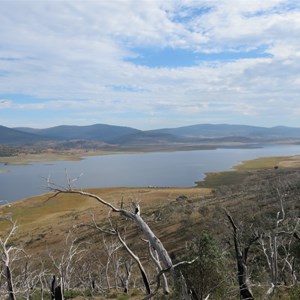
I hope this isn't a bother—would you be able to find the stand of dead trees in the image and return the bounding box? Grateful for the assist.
[47,188,198,299]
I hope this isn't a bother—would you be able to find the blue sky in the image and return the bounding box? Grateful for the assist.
[0,0,300,129]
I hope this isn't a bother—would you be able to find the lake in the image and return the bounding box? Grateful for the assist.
[1,144,300,203]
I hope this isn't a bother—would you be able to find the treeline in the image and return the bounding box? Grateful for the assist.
[0,140,121,157]
[1,169,300,299]
[0,145,20,157]
[0,145,43,157]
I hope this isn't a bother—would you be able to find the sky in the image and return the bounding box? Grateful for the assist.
[0,0,300,130]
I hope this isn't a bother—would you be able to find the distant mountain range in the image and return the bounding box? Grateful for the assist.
[1,123,300,147]
[15,124,140,143]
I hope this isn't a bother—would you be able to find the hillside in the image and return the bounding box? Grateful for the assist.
[151,123,300,139]
[1,156,300,299]
[0,125,49,145]
[1,123,300,165]
[14,124,141,142]
[8,123,300,147]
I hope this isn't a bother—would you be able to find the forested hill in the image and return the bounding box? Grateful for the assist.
[0,125,49,145]
[150,124,300,139]
[14,124,141,142]
[1,123,300,146]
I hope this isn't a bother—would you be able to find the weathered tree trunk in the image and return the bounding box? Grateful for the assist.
[60,274,64,300]
[133,213,173,271]
[50,189,193,298]
[123,262,132,293]
[0,220,17,300]
[55,285,63,300]
[226,211,255,300]
[6,265,16,300]
[50,275,56,300]
[117,230,151,295]
[236,255,254,300]
[148,244,170,294]
[180,271,193,300]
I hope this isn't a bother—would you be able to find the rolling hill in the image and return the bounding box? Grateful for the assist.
[0,123,300,147]
[14,124,141,142]
[0,125,49,145]
[150,124,300,139]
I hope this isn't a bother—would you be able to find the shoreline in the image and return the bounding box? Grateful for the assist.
[196,154,300,188]
[2,149,300,204]
[0,150,144,165]
[0,143,263,166]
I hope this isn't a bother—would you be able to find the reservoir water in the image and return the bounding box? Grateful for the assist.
[1,145,300,203]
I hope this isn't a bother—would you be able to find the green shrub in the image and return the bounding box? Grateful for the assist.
[63,289,96,299]
[289,284,300,300]
[64,290,82,299]
[117,294,129,300]
[178,231,228,299]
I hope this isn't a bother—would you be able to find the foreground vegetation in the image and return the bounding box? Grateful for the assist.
[1,156,300,299]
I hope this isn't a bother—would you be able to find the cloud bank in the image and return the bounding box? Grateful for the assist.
[0,0,299,129]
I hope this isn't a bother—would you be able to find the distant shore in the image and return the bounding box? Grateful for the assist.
[0,143,261,165]
[197,154,300,188]
[1,145,300,170]
[0,149,144,165]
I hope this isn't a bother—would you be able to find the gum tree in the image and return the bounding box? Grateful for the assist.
[0,218,18,300]
[49,186,195,299]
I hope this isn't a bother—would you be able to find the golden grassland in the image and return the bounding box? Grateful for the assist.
[198,154,300,188]
[1,154,300,237]
[1,154,300,299]
[1,154,300,233]
[0,186,211,257]
[0,153,298,257]
[235,155,300,170]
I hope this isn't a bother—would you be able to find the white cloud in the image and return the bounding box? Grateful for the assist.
[0,99,13,109]
[0,0,299,128]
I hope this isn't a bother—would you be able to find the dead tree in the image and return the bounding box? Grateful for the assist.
[16,256,41,300]
[259,187,300,298]
[147,241,170,295]
[225,211,259,300]
[0,218,18,300]
[102,235,122,289]
[49,230,86,299]
[50,276,62,300]
[121,259,133,293]
[89,213,151,295]
[48,187,193,298]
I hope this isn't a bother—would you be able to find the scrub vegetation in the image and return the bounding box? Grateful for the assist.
[0,156,300,299]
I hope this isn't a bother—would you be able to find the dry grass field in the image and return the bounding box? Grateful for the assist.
[1,154,300,299]
[0,186,211,257]
[1,154,300,256]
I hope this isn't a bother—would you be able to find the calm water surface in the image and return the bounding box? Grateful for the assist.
[1,145,300,203]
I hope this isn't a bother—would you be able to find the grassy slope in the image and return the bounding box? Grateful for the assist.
[1,154,300,252]
[198,154,300,188]
[0,187,210,256]
[1,155,300,299]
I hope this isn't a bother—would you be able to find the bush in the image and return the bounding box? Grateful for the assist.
[64,289,94,299]
[289,284,300,300]
[117,294,129,300]
[64,290,82,299]
[178,232,227,299]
